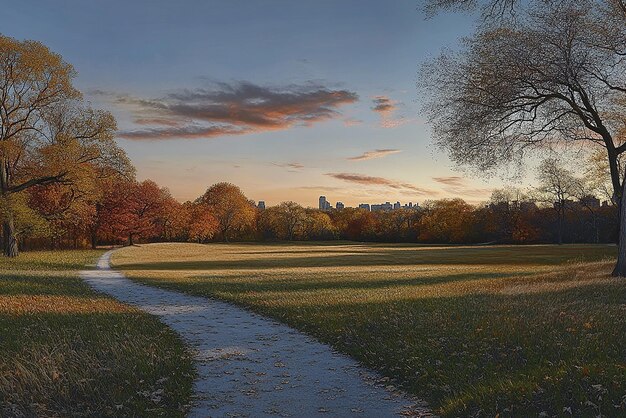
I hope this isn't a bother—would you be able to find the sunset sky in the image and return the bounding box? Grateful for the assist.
[5,0,511,207]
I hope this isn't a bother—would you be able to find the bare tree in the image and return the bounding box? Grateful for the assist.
[421,0,626,274]
[534,159,579,244]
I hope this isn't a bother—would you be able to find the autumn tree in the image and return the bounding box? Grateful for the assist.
[186,202,219,243]
[198,182,255,242]
[301,209,335,240]
[331,208,377,241]
[0,35,129,256]
[0,192,49,248]
[27,183,96,248]
[419,199,475,243]
[94,179,171,245]
[275,201,307,240]
[421,0,626,274]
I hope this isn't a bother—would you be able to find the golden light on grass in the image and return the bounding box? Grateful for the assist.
[0,295,137,315]
[0,249,194,417]
[113,242,624,417]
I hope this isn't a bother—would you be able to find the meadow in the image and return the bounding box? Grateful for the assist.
[113,242,625,417]
[0,250,194,417]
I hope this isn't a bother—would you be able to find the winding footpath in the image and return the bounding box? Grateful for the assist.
[81,251,432,417]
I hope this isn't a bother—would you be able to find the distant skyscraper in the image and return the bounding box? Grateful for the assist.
[319,196,327,210]
[393,201,401,210]
[371,202,392,211]
[359,203,370,211]
[336,202,344,210]
[257,201,265,210]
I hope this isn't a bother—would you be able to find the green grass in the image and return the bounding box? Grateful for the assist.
[113,242,626,417]
[0,250,194,417]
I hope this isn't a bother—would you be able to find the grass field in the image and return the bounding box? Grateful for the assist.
[113,242,625,417]
[0,250,194,417]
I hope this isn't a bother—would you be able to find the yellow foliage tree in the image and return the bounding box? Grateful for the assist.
[0,35,129,256]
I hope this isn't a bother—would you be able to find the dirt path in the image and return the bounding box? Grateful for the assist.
[81,251,431,417]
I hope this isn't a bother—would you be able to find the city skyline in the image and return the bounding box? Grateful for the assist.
[318,195,419,211]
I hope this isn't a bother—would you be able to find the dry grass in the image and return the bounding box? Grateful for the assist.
[113,242,625,417]
[0,250,194,417]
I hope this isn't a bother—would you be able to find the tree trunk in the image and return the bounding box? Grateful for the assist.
[129,233,134,246]
[613,188,626,276]
[2,217,18,257]
[557,209,564,245]
[91,231,97,249]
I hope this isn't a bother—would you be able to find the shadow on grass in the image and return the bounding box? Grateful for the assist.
[182,271,533,294]
[0,250,194,418]
[118,245,615,271]
[127,271,625,417]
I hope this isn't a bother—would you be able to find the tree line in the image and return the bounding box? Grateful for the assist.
[5,173,619,250]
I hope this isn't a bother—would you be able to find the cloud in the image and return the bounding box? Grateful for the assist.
[348,149,401,161]
[343,117,362,127]
[372,96,396,113]
[273,162,305,170]
[100,81,358,140]
[432,176,465,187]
[326,172,435,195]
[371,96,409,128]
[432,176,492,199]
[118,125,246,140]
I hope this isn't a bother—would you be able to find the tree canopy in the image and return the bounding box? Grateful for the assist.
[421,0,626,274]
[0,35,131,256]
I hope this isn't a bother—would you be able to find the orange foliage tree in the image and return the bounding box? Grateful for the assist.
[198,182,255,242]
[419,199,476,243]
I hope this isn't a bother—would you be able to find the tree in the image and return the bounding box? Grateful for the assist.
[95,180,171,245]
[0,35,128,256]
[186,203,219,243]
[199,182,255,242]
[533,159,579,244]
[0,192,49,249]
[421,0,626,274]
[275,202,307,240]
[27,183,96,248]
[301,209,335,240]
[331,208,377,241]
[419,199,475,243]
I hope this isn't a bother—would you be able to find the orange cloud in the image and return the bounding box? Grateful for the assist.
[371,96,408,128]
[432,176,466,187]
[272,162,305,170]
[372,96,396,113]
[348,149,402,161]
[433,176,492,200]
[326,172,435,195]
[101,81,358,140]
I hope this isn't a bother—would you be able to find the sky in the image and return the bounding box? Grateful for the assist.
[5,0,511,207]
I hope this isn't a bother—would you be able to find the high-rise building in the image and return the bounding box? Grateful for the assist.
[257,201,266,210]
[359,203,370,211]
[580,195,600,209]
[319,196,327,210]
[393,201,401,210]
[336,202,345,210]
[371,202,393,212]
